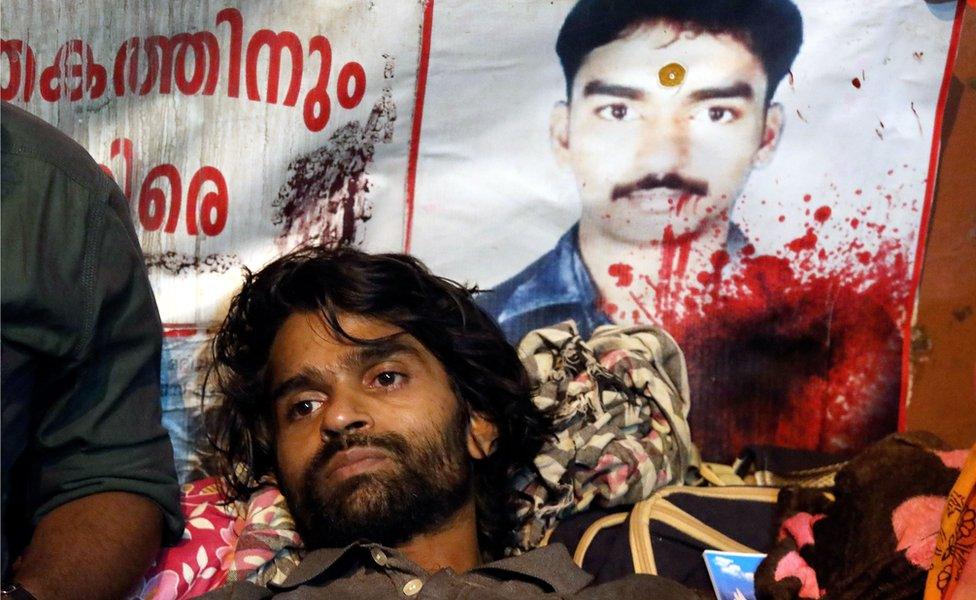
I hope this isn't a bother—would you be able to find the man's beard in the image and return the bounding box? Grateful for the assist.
[280,406,474,550]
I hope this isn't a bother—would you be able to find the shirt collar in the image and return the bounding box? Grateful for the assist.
[497,223,599,323]
[498,220,750,326]
[271,543,357,590]
[471,543,593,594]
[727,221,748,256]
[270,542,592,595]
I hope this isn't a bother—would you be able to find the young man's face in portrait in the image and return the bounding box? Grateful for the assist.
[266,312,492,549]
[552,20,784,244]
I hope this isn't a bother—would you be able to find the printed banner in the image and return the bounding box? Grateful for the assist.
[410,0,962,460]
[1,0,963,468]
[2,0,422,325]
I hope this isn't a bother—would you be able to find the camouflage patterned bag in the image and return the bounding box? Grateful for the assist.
[512,321,701,552]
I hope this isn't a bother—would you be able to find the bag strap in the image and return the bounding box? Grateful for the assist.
[629,487,780,574]
[570,512,629,567]
[698,462,745,486]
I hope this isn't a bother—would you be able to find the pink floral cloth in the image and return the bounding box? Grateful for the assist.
[132,477,303,599]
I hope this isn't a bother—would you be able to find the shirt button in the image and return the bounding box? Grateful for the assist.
[370,547,388,566]
[402,578,423,596]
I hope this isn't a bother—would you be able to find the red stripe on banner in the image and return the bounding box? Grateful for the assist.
[898,0,967,431]
[402,0,435,253]
[164,325,200,337]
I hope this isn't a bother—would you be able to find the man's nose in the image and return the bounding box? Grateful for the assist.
[320,385,373,439]
[635,113,688,177]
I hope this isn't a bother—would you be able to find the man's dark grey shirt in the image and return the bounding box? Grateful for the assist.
[201,542,696,599]
[1,101,183,576]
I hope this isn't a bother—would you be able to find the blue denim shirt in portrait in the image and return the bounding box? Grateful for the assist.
[476,222,747,345]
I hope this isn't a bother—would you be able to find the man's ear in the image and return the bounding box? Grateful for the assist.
[753,102,784,169]
[467,414,499,460]
[550,101,571,168]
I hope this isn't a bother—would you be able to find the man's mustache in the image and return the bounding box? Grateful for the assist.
[612,173,709,200]
[308,432,408,477]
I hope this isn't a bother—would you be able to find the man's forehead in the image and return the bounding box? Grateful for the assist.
[277,311,403,342]
[575,19,766,91]
[268,312,429,376]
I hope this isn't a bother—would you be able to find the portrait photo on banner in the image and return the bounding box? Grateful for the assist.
[410,0,960,461]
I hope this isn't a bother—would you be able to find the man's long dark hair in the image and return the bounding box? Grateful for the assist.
[205,245,552,557]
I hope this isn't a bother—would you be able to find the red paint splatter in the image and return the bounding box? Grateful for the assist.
[710,250,730,270]
[608,262,634,287]
[814,206,832,223]
[855,189,863,195]
[666,241,907,461]
[779,215,786,223]
[742,244,756,257]
[583,197,910,461]
[786,228,818,252]
[803,194,812,203]
[852,77,862,89]
[654,225,698,314]
[274,91,395,251]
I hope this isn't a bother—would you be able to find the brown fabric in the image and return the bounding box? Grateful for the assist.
[755,432,963,600]
[199,542,698,599]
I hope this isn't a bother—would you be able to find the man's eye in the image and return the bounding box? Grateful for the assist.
[373,371,406,388]
[289,399,323,419]
[596,103,636,122]
[705,106,736,123]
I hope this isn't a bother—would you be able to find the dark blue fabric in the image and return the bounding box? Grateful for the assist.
[476,224,611,344]
[476,221,747,344]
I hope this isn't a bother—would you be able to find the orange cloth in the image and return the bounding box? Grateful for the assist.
[925,444,976,599]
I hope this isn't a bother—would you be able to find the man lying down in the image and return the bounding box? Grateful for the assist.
[200,246,695,599]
